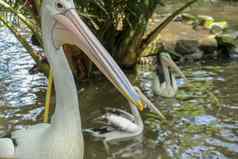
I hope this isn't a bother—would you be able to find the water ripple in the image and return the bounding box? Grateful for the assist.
[0,28,47,107]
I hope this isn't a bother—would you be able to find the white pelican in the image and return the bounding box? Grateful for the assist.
[152,52,187,97]
[0,0,146,158]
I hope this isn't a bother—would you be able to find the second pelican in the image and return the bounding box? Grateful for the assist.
[152,52,187,97]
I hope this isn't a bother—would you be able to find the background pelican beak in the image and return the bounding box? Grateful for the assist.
[53,9,144,111]
[162,55,187,81]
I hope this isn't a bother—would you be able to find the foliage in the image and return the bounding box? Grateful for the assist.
[74,0,198,66]
[0,0,42,44]
[0,0,198,76]
[73,0,160,66]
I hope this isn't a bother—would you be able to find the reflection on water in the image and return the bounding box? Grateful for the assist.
[133,59,238,159]
[0,29,47,108]
[1,5,238,159]
[0,28,47,131]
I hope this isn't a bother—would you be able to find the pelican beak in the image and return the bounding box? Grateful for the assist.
[52,9,144,111]
[161,54,187,81]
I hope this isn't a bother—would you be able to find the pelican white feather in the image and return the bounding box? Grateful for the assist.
[0,138,15,158]
[152,52,187,97]
[0,0,146,158]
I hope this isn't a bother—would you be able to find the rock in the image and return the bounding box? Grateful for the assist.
[175,40,204,62]
[216,32,238,47]
[210,21,228,34]
[215,32,238,57]
[197,15,214,28]
[175,40,200,55]
[199,35,218,54]
[175,13,197,24]
[157,20,234,61]
[181,50,204,63]
[196,15,228,34]
[188,50,204,60]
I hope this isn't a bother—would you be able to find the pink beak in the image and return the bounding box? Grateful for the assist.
[52,9,144,111]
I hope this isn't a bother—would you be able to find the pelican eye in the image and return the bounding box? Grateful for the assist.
[56,2,64,9]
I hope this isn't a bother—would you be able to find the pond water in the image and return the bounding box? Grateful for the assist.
[0,28,47,128]
[0,3,238,159]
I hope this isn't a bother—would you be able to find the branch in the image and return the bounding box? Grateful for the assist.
[141,0,198,50]
[0,16,49,75]
[0,0,42,46]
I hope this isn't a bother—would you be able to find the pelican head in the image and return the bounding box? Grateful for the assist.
[41,0,144,110]
[158,52,187,81]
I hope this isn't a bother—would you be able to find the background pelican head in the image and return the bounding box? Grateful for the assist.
[153,52,187,97]
[41,0,145,110]
[159,53,186,80]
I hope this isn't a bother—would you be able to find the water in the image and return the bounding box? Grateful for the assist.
[0,28,47,130]
[134,61,238,159]
[0,3,238,159]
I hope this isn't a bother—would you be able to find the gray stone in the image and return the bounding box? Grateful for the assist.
[175,40,200,55]
[199,36,218,54]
